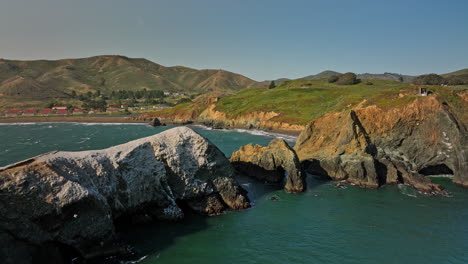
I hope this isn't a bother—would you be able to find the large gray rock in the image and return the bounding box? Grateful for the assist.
[0,127,249,263]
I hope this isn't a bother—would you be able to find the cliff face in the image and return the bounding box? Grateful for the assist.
[136,102,305,132]
[295,96,468,192]
[0,127,249,263]
[230,139,305,193]
[199,104,305,131]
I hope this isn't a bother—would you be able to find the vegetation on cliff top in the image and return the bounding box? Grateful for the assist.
[214,79,416,124]
[152,78,467,125]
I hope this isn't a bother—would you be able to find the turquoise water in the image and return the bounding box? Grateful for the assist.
[1,123,467,264]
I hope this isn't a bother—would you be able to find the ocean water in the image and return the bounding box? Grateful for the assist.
[0,123,467,264]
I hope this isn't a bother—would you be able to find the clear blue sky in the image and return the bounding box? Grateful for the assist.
[0,0,467,80]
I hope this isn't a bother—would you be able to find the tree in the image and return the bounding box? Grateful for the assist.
[336,72,359,85]
[71,91,77,98]
[328,75,339,83]
[412,74,446,85]
[269,81,276,89]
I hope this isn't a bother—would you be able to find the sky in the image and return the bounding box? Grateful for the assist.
[0,0,467,81]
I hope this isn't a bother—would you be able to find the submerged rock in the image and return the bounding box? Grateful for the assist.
[230,138,305,192]
[295,96,468,193]
[0,127,249,263]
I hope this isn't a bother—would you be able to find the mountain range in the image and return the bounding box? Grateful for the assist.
[0,55,265,99]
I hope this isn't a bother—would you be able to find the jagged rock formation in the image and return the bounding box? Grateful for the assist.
[295,96,468,192]
[230,139,305,192]
[0,127,249,263]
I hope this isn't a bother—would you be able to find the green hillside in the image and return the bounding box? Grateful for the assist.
[212,79,467,125]
[0,55,265,108]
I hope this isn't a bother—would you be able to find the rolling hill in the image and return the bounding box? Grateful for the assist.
[0,55,265,100]
[272,71,415,84]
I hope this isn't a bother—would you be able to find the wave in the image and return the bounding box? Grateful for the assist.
[191,125,297,142]
[427,174,454,178]
[0,122,147,126]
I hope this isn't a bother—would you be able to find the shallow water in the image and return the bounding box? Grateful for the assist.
[1,123,467,264]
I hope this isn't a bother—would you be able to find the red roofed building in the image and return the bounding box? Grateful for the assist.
[52,106,68,110]
[106,108,121,113]
[121,104,129,108]
[107,104,119,108]
[22,109,37,116]
[73,108,84,115]
[54,109,68,116]
[39,109,53,116]
[5,109,22,117]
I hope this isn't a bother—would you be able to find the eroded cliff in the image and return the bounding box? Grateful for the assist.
[230,139,305,193]
[294,96,468,192]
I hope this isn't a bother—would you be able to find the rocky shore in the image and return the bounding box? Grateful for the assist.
[294,96,468,193]
[230,139,305,193]
[0,127,249,263]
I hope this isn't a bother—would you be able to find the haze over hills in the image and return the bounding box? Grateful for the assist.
[0,55,266,99]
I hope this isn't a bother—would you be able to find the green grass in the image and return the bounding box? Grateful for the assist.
[214,79,415,124]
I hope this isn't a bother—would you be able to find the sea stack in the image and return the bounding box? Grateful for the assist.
[230,138,306,193]
[0,127,250,263]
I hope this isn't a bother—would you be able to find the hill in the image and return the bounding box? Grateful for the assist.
[142,78,467,130]
[357,72,415,82]
[0,55,265,101]
[272,70,415,85]
[303,70,342,80]
[442,68,468,77]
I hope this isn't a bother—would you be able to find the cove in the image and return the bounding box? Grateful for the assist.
[0,123,467,264]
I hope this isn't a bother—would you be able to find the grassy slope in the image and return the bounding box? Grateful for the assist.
[215,79,467,125]
[0,56,263,109]
[442,68,468,77]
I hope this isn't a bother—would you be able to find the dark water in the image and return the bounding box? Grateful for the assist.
[1,123,467,264]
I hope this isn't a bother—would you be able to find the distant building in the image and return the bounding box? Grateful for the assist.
[39,109,53,116]
[107,104,119,108]
[52,106,68,110]
[22,109,37,116]
[106,108,121,113]
[5,109,22,117]
[54,109,68,116]
[73,108,84,115]
[121,104,129,108]
[163,91,171,96]
[88,110,102,114]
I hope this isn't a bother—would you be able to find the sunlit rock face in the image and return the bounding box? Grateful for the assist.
[0,126,249,263]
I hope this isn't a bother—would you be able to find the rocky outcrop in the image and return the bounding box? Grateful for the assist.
[0,127,249,263]
[295,96,468,192]
[230,139,305,192]
[198,104,305,131]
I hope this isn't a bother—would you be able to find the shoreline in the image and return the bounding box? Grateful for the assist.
[0,116,302,137]
[0,116,148,124]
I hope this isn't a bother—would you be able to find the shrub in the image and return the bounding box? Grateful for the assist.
[336,72,359,85]
[365,81,374,85]
[269,81,276,89]
[412,74,446,85]
[328,75,339,83]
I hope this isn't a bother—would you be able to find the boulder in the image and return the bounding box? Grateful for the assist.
[0,127,249,263]
[230,138,305,192]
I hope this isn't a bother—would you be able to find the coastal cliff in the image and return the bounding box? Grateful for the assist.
[294,96,468,192]
[0,127,249,263]
[230,139,305,193]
